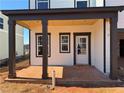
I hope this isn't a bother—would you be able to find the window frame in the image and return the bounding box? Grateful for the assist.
[35,33,51,57]
[36,0,49,9]
[76,0,89,8]
[59,33,70,53]
[0,17,3,29]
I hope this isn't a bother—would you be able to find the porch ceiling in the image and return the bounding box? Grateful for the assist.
[16,19,98,29]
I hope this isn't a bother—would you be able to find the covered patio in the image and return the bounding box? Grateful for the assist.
[2,6,124,81]
[16,65,110,81]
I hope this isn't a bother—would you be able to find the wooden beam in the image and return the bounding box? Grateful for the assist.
[110,16,118,80]
[10,12,115,21]
[8,18,16,78]
[42,17,48,79]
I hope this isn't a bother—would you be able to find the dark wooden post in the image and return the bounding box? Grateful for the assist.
[110,16,118,80]
[42,17,48,79]
[8,18,16,78]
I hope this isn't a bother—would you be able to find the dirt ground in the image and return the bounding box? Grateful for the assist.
[1,82,124,93]
[0,60,124,93]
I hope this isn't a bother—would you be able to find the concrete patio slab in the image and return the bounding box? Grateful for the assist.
[5,65,124,87]
[16,65,110,81]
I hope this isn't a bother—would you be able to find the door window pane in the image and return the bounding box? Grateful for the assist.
[80,38,86,43]
[77,37,87,55]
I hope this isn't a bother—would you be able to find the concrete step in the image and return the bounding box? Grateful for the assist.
[5,78,52,84]
[5,78,124,87]
[56,80,124,87]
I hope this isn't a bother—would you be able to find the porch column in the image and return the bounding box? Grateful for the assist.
[110,16,118,80]
[42,17,48,79]
[8,18,16,78]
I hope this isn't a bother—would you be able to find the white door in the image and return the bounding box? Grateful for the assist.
[76,36,89,65]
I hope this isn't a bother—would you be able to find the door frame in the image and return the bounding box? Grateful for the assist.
[73,32,91,65]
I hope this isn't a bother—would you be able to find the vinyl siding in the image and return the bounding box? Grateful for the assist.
[105,0,124,28]
[29,0,98,9]
[0,12,24,60]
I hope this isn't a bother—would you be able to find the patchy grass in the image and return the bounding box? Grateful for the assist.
[0,60,124,93]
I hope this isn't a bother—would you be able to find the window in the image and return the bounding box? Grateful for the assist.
[36,33,51,57]
[77,38,87,55]
[59,33,70,53]
[77,1,87,8]
[37,0,49,9]
[0,17,3,29]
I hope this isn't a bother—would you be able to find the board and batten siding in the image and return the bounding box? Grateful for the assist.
[30,19,110,73]
[0,12,24,60]
[105,0,124,28]
[29,0,97,9]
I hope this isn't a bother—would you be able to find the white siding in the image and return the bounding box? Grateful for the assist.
[30,19,107,73]
[0,12,24,60]
[106,0,124,6]
[31,25,95,66]
[106,0,124,28]
[0,12,8,60]
[51,0,74,8]
[0,31,8,60]
[30,0,35,9]
[93,19,104,72]
[106,19,110,74]
[96,0,104,7]
[30,0,97,9]
[90,0,96,7]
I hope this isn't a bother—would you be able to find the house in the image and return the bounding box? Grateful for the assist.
[106,0,124,55]
[24,44,29,55]
[0,12,24,64]
[1,0,124,80]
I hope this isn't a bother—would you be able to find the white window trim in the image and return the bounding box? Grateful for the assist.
[36,0,49,9]
[60,34,70,53]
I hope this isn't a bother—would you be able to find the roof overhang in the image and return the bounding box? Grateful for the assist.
[1,6,124,16]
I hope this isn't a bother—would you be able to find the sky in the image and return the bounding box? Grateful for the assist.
[0,0,28,10]
[0,0,29,44]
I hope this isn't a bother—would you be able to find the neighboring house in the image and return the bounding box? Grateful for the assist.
[105,0,124,58]
[0,12,24,62]
[1,0,124,80]
[24,44,29,55]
